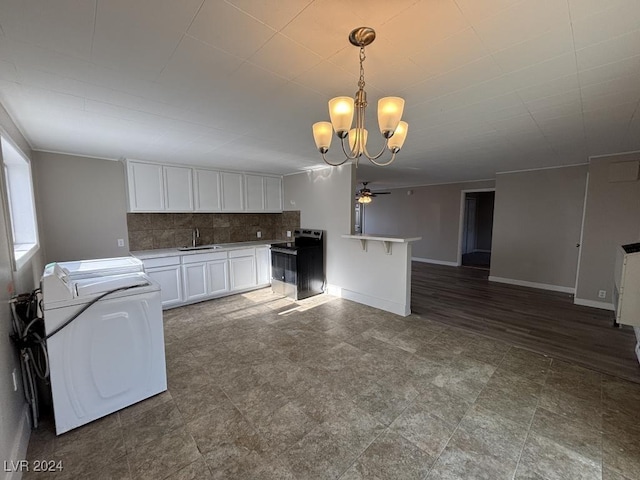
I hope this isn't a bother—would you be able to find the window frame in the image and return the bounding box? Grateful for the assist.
[0,135,39,272]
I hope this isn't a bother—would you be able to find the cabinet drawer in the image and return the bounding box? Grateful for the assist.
[182,251,228,264]
[229,247,256,258]
[142,256,180,269]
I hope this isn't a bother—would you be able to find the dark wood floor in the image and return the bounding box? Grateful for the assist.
[411,262,640,383]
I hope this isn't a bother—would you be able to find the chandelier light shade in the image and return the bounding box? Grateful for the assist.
[357,195,372,204]
[312,27,409,167]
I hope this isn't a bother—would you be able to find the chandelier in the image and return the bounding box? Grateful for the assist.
[312,27,409,167]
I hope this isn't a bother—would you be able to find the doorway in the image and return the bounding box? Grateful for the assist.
[460,191,495,269]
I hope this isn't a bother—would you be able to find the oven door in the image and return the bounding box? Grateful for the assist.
[270,249,298,298]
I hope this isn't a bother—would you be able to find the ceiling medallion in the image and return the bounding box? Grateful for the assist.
[312,27,409,167]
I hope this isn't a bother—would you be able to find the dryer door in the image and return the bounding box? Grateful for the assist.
[47,289,166,435]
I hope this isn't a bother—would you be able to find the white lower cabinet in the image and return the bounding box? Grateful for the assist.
[207,259,229,296]
[229,248,257,291]
[140,245,271,309]
[256,246,271,286]
[182,262,208,302]
[143,258,183,309]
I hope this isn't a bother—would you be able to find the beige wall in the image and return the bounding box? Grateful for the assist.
[365,180,495,264]
[283,165,355,290]
[0,103,36,474]
[490,165,588,291]
[33,152,130,263]
[576,153,640,306]
[284,166,418,316]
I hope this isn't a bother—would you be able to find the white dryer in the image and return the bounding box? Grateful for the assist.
[42,262,167,435]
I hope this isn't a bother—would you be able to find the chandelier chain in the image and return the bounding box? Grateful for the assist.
[358,47,366,91]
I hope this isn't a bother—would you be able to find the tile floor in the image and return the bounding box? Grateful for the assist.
[25,289,640,479]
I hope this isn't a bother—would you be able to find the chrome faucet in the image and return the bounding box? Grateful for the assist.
[192,227,200,247]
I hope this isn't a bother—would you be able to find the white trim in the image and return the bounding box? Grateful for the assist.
[377,178,495,190]
[574,172,590,294]
[412,256,458,267]
[5,406,31,480]
[573,298,615,310]
[340,288,411,316]
[588,149,640,160]
[33,148,119,162]
[496,163,588,175]
[489,276,575,294]
[326,284,342,297]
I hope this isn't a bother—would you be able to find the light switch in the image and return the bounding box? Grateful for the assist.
[117,239,125,247]
[257,231,262,238]
[286,231,292,237]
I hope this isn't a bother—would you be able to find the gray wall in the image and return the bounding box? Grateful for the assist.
[0,103,38,475]
[576,153,640,305]
[490,165,588,290]
[364,180,495,264]
[33,152,130,263]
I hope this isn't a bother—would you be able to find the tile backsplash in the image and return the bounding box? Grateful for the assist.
[127,211,300,251]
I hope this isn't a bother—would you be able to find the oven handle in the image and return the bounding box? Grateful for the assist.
[270,248,297,255]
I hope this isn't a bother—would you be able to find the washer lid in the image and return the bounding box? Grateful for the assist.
[46,257,143,279]
[74,272,150,297]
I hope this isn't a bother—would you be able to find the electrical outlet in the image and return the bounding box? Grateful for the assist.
[286,231,292,238]
[598,290,606,299]
[12,369,17,391]
[117,238,125,247]
[257,231,262,238]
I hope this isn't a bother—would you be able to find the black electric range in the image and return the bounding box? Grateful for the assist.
[270,229,324,300]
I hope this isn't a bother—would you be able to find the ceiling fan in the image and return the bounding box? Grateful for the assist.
[355,182,391,204]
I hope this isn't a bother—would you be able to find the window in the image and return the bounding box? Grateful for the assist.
[1,136,39,270]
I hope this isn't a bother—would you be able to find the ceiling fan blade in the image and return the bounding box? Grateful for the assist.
[372,191,391,195]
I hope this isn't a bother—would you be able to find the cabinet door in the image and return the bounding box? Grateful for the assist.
[127,162,164,212]
[163,166,193,211]
[194,169,221,212]
[245,174,265,211]
[256,246,271,286]
[229,256,257,291]
[264,176,283,212]
[207,259,229,296]
[182,262,208,302]
[221,172,244,211]
[147,265,182,308]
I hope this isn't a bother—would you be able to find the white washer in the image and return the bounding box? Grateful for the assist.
[42,263,167,435]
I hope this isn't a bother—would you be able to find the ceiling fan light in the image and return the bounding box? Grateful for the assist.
[312,121,333,153]
[328,96,354,137]
[388,121,408,153]
[348,128,368,156]
[358,195,372,204]
[378,97,405,137]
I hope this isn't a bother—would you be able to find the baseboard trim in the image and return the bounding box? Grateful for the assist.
[573,298,615,311]
[340,288,410,317]
[488,276,575,294]
[325,284,342,297]
[6,405,31,480]
[412,257,459,267]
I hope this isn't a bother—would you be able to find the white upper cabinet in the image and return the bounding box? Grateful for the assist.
[245,174,282,213]
[163,166,193,211]
[264,176,283,212]
[193,169,222,212]
[125,160,282,213]
[221,172,244,211]
[245,174,265,212]
[127,162,164,212]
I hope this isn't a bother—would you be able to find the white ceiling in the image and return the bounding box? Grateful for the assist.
[0,0,639,188]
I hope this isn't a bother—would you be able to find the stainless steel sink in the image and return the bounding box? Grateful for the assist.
[177,245,221,251]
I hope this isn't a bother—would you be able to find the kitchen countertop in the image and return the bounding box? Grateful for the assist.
[131,239,286,260]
